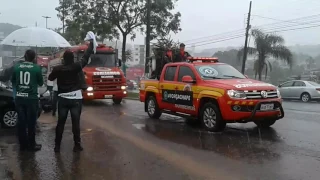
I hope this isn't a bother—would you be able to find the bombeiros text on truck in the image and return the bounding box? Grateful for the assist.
[139,57,284,132]
[48,43,127,104]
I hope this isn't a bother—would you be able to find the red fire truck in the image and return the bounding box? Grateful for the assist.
[48,43,127,104]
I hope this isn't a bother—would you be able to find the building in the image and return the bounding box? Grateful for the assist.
[127,44,154,67]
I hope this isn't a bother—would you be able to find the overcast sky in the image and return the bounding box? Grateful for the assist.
[1,0,320,50]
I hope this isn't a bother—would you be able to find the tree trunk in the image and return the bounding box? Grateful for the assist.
[121,34,127,63]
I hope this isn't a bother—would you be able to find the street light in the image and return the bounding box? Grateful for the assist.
[42,16,51,28]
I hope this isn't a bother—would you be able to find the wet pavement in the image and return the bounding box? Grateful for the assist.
[0,99,320,180]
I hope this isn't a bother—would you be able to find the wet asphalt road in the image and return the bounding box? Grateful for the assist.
[0,99,320,180]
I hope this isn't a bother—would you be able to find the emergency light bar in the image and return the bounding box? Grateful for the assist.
[188,57,219,63]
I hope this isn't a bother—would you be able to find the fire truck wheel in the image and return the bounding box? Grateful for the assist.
[146,95,162,119]
[113,98,122,105]
[200,102,226,132]
[254,119,276,128]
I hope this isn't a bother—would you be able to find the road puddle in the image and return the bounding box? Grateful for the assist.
[142,119,282,163]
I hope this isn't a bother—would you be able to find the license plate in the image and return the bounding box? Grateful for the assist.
[104,95,113,99]
[260,103,274,111]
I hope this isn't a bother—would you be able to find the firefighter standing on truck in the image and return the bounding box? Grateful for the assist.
[173,43,191,62]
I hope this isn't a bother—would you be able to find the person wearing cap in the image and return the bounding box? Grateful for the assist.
[173,43,191,62]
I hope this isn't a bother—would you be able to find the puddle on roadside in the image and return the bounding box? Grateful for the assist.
[142,119,282,163]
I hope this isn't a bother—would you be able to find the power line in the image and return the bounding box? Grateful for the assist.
[193,35,245,47]
[183,28,245,43]
[190,22,320,48]
[256,20,320,32]
[185,32,245,45]
[184,14,320,45]
[183,13,320,47]
[265,23,320,33]
[253,13,320,28]
[251,14,320,26]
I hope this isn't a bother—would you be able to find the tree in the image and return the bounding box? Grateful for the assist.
[0,23,22,36]
[238,29,293,80]
[55,0,117,44]
[125,49,133,62]
[213,49,241,68]
[105,0,181,63]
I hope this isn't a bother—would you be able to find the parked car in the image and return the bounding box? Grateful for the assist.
[130,80,138,89]
[0,83,43,128]
[0,83,17,128]
[278,80,320,102]
[126,80,134,90]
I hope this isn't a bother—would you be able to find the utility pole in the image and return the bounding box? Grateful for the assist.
[42,16,51,29]
[62,0,65,33]
[145,0,151,74]
[241,1,252,74]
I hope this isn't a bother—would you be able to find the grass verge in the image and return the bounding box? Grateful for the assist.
[125,91,139,100]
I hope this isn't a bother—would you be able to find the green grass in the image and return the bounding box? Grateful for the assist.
[126,91,139,100]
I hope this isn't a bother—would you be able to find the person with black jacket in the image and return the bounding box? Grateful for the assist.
[48,39,94,153]
[173,43,192,62]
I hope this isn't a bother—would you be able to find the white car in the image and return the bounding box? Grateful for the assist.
[130,80,138,89]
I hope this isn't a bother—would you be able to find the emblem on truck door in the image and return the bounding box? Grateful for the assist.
[260,91,268,98]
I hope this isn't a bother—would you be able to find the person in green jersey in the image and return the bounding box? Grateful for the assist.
[11,50,44,151]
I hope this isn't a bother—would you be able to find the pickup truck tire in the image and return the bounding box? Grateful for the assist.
[113,98,122,105]
[146,96,162,119]
[254,119,276,128]
[200,102,226,132]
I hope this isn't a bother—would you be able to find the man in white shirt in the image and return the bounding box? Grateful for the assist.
[47,79,58,116]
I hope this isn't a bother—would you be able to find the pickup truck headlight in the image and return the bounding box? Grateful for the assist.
[227,90,246,99]
[121,86,126,90]
[87,87,93,91]
[276,89,281,98]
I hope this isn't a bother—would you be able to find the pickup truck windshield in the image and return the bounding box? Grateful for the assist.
[195,64,246,79]
[77,53,116,67]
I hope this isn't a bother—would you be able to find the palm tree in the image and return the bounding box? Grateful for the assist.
[238,29,293,80]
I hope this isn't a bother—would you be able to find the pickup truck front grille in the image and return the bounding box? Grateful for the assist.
[92,75,122,91]
[245,90,278,99]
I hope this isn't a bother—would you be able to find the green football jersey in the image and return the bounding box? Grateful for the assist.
[12,61,44,99]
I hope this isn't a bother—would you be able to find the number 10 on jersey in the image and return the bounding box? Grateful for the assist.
[20,71,30,85]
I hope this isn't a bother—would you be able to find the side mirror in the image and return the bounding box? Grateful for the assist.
[182,75,195,83]
[118,59,122,67]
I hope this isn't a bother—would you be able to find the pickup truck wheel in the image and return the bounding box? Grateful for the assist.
[113,98,122,105]
[146,96,162,119]
[254,119,276,128]
[200,102,226,132]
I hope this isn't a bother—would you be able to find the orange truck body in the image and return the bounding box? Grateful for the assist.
[49,44,127,104]
[139,57,284,131]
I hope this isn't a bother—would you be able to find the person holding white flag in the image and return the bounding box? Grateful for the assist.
[48,32,97,153]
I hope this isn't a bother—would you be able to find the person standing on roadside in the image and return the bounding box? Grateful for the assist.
[47,79,58,116]
[12,50,44,151]
[48,32,96,153]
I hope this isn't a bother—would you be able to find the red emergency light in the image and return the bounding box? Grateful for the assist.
[188,57,219,63]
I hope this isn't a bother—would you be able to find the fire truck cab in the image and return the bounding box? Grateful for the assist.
[48,43,127,104]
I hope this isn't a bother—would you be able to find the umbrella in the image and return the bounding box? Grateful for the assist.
[0,27,71,48]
